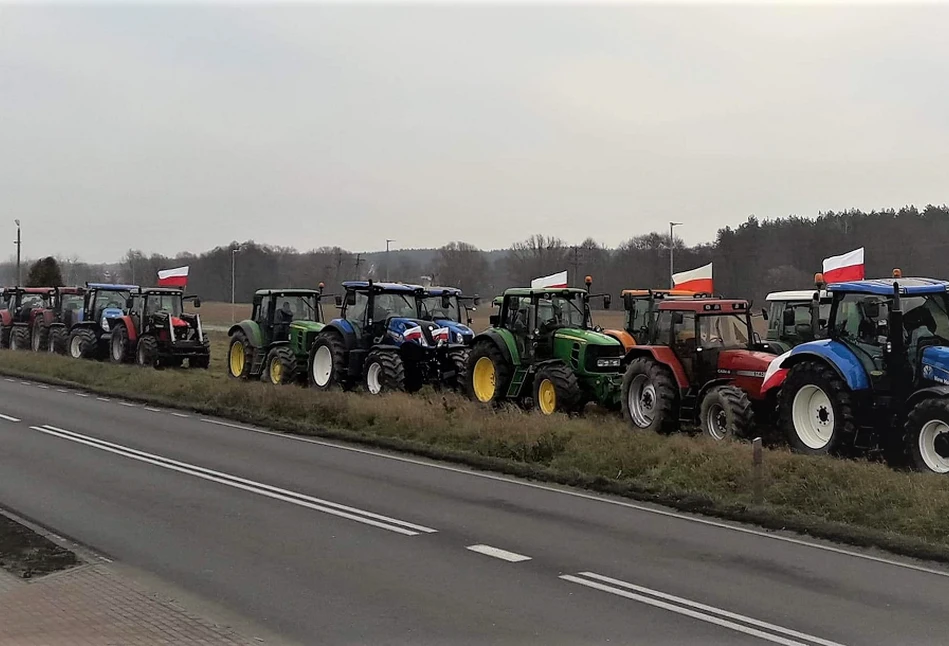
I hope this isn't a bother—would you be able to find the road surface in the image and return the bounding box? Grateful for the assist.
[0,376,947,645]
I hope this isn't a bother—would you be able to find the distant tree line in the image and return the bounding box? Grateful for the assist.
[2,205,948,306]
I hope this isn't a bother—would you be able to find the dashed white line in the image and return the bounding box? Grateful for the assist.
[0,414,21,423]
[119,402,137,407]
[171,412,190,418]
[20,381,31,386]
[38,385,50,390]
[75,393,89,398]
[144,407,162,413]
[56,389,69,393]
[97,397,110,402]
[4,378,14,382]
[466,544,531,563]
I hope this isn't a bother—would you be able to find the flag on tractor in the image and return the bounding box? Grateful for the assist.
[157,266,189,288]
[672,263,713,293]
[531,270,568,289]
[822,248,864,283]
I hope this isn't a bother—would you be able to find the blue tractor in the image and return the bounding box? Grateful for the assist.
[67,283,139,360]
[774,271,949,473]
[417,286,479,345]
[307,280,470,394]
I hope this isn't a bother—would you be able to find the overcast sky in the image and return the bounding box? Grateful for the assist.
[2,3,948,263]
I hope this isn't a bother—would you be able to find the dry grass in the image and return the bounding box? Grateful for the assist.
[1,332,948,561]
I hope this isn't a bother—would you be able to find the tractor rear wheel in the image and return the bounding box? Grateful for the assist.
[68,329,97,359]
[904,398,949,474]
[32,319,48,352]
[444,347,469,391]
[227,331,252,379]
[621,357,678,434]
[49,326,68,354]
[532,363,581,415]
[699,385,753,441]
[264,346,298,385]
[467,341,511,406]
[779,360,855,455]
[363,349,407,394]
[309,333,348,390]
[110,324,133,363]
[9,326,28,351]
[135,335,158,368]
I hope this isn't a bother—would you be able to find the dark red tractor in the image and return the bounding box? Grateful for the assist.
[620,298,779,441]
[3,288,55,351]
[36,287,87,353]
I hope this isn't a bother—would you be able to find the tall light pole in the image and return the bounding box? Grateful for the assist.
[669,221,682,289]
[231,245,242,323]
[14,220,21,287]
[385,239,395,282]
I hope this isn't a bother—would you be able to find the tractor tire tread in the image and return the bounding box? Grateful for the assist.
[700,384,754,440]
[364,348,407,393]
[309,332,349,390]
[903,397,949,473]
[621,357,679,434]
[264,345,298,385]
[534,362,582,414]
[778,360,856,455]
[466,341,511,405]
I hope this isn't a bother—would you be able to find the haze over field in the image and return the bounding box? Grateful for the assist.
[3,4,949,262]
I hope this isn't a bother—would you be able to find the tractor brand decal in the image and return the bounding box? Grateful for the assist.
[922,362,949,386]
[718,368,766,378]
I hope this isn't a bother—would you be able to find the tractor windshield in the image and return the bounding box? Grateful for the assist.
[698,314,751,348]
[19,293,51,310]
[418,294,460,322]
[145,294,183,316]
[275,295,318,322]
[61,294,83,312]
[373,293,417,321]
[537,294,587,330]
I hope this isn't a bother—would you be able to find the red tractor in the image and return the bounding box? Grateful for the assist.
[3,288,55,350]
[620,298,779,440]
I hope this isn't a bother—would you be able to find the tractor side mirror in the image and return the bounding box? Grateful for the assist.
[783,309,796,327]
[672,312,684,325]
[864,301,881,319]
[603,294,612,309]
[346,292,357,306]
[441,294,452,309]
[489,314,500,326]
[193,297,202,308]
[473,296,481,306]
[126,298,134,309]
[334,295,343,307]
[760,307,768,321]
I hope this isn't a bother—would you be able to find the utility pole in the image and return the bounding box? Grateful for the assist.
[569,245,582,287]
[385,239,395,282]
[354,253,364,279]
[231,245,242,323]
[14,220,21,287]
[669,221,683,288]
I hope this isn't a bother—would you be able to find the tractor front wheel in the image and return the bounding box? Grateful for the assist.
[309,333,348,390]
[135,335,159,368]
[621,357,678,433]
[532,363,581,415]
[227,332,252,379]
[363,349,406,395]
[68,329,97,359]
[466,341,511,406]
[9,326,28,352]
[779,360,855,455]
[264,346,298,385]
[699,385,753,441]
[49,326,68,354]
[32,319,48,352]
[110,324,133,363]
[904,398,949,474]
[445,348,469,392]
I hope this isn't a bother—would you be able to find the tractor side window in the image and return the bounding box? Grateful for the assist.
[700,314,749,348]
[504,297,530,332]
[256,296,272,325]
[835,295,889,347]
[629,299,649,335]
[767,302,783,335]
[654,311,674,345]
[345,292,369,329]
[672,311,697,355]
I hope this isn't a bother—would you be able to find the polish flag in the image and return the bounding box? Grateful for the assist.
[531,270,568,289]
[822,248,864,283]
[157,266,189,288]
[672,263,713,293]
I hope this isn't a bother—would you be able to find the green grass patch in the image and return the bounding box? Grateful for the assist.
[3,333,949,563]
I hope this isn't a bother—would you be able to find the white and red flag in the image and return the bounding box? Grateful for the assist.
[822,248,864,283]
[531,270,568,289]
[672,263,713,293]
[157,266,189,288]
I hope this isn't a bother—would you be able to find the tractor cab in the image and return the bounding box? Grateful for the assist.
[763,274,833,353]
[334,281,446,351]
[606,289,713,351]
[53,287,86,328]
[417,286,479,345]
[250,288,324,344]
[63,284,139,360]
[1,287,55,348]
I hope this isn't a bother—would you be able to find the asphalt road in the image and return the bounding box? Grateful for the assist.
[1,377,948,645]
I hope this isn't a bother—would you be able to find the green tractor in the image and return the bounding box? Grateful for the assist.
[227,287,327,384]
[466,279,623,414]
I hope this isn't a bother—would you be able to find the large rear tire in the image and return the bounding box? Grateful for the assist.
[135,335,158,368]
[363,349,407,394]
[533,362,582,415]
[9,326,28,352]
[31,319,48,352]
[309,333,349,390]
[68,329,97,359]
[621,357,678,433]
[904,398,949,474]
[49,326,68,354]
[264,346,298,385]
[699,384,753,441]
[110,324,133,363]
[466,341,511,406]
[779,360,855,455]
[227,331,252,379]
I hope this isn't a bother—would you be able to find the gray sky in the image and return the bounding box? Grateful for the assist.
[2,3,948,263]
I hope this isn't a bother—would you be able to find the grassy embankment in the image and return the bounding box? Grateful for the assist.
[1,322,948,563]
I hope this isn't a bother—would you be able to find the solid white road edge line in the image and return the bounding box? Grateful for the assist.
[31,425,437,537]
[466,544,531,563]
[560,574,845,646]
[577,572,845,646]
[0,414,20,422]
[197,418,949,579]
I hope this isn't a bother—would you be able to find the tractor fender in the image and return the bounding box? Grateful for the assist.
[471,328,517,365]
[906,386,949,410]
[322,320,358,353]
[0,310,11,327]
[41,309,56,326]
[621,346,689,390]
[777,340,870,392]
[696,378,735,411]
[227,321,263,348]
[603,328,635,352]
[113,315,138,343]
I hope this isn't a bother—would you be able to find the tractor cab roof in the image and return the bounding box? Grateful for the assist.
[657,299,750,314]
[342,281,422,294]
[766,289,830,302]
[422,286,463,296]
[86,283,139,291]
[56,286,85,295]
[141,287,185,294]
[502,287,589,298]
[621,289,697,297]
[827,277,949,296]
[14,287,55,294]
[254,288,322,297]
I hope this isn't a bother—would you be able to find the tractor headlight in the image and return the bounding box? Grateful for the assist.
[100,317,110,331]
[597,358,621,368]
[455,332,466,344]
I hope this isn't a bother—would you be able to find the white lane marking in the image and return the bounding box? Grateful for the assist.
[0,414,21,422]
[4,378,14,382]
[30,425,437,537]
[75,393,89,397]
[198,418,949,578]
[561,573,846,646]
[119,402,137,407]
[171,412,190,418]
[97,397,110,402]
[20,381,30,385]
[144,407,162,413]
[56,389,69,393]
[466,544,531,563]
[38,385,50,390]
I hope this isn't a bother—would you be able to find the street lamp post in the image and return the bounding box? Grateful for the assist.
[385,239,395,282]
[231,245,242,323]
[14,220,21,287]
[669,221,682,289]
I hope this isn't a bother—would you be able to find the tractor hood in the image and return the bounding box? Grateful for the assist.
[718,349,776,400]
[434,318,474,345]
[921,346,949,385]
[290,320,325,333]
[553,327,623,347]
[386,317,452,346]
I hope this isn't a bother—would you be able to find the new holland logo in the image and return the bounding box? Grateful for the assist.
[923,364,935,379]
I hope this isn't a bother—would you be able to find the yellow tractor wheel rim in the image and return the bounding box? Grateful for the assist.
[270,358,283,384]
[537,379,557,415]
[229,342,245,376]
[472,357,497,402]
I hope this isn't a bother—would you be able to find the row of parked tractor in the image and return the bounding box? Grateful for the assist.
[3,271,949,474]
